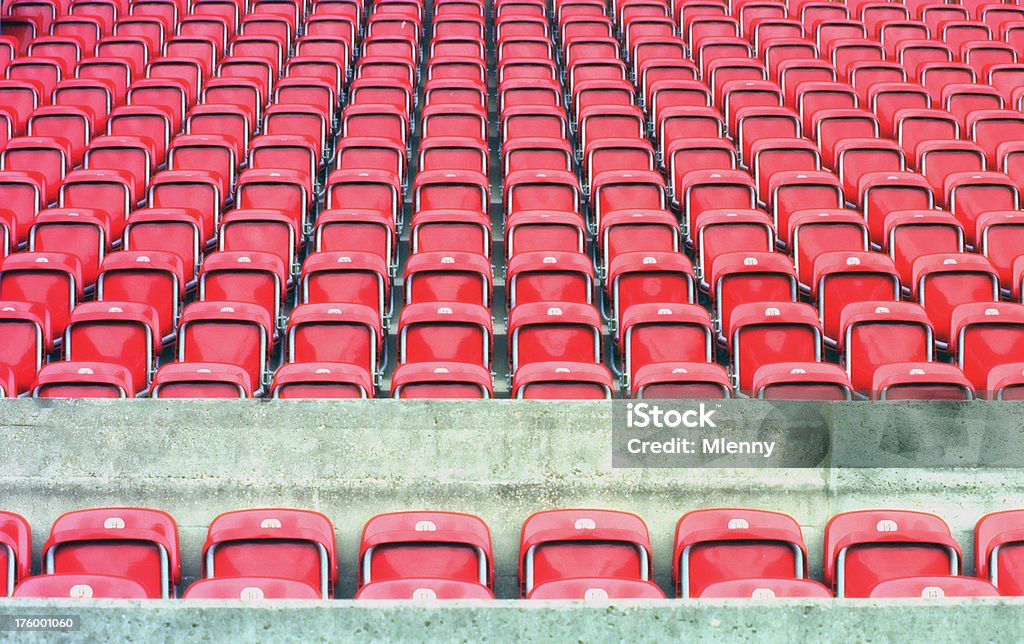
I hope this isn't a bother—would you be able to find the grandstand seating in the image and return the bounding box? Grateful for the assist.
[1,0,1024,399]
[2,505,1023,599]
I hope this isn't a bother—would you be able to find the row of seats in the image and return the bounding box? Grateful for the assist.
[386,0,498,398]
[4,506,1024,599]
[497,0,613,398]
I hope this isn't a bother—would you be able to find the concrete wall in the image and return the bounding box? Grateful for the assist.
[2,399,1024,639]
[2,598,1024,643]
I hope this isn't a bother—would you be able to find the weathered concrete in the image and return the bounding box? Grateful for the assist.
[0,598,1021,643]
[2,399,1024,602]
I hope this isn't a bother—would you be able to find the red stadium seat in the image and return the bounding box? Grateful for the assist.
[43,507,180,598]
[950,302,1024,394]
[753,363,854,400]
[631,362,733,399]
[184,577,322,600]
[64,302,159,395]
[507,251,594,308]
[519,509,653,597]
[812,251,900,341]
[177,302,273,392]
[356,579,494,600]
[824,509,960,598]
[840,301,934,395]
[507,302,602,372]
[729,302,822,392]
[271,362,374,399]
[359,511,492,588]
[872,362,975,400]
[673,508,809,598]
[911,253,999,346]
[391,362,493,399]
[202,508,337,598]
[398,303,493,368]
[13,574,149,599]
[151,363,253,399]
[0,511,31,597]
[699,578,832,598]
[528,578,665,600]
[0,252,82,336]
[512,362,615,400]
[868,576,998,598]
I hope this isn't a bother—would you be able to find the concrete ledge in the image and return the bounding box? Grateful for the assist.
[2,599,1024,643]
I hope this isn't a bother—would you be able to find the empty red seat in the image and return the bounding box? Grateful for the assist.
[813,251,900,341]
[0,251,82,336]
[199,251,287,328]
[359,511,492,589]
[300,251,389,321]
[391,362,493,399]
[43,507,180,599]
[709,252,798,340]
[868,575,999,598]
[148,171,222,244]
[528,578,665,600]
[839,301,934,395]
[507,251,594,308]
[699,578,832,598]
[1,136,70,204]
[202,508,336,598]
[0,511,31,596]
[505,211,585,259]
[356,578,494,600]
[507,302,601,372]
[0,171,44,245]
[769,171,845,242]
[619,303,713,387]
[631,362,733,399]
[945,172,1020,245]
[787,210,868,287]
[64,302,159,395]
[398,302,493,368]
[151,362,253,399]
[184,577,322,600]
[673,508,809,598]
[950,302,1024,394]
[95,251,184,342]
[753,362,854,400]
[824,509,961,598]
[678,170,757,240]
[13,574,150,599]
[177,302,274,392]
[883,210,964,285]
[812,108,878,170]
[519,509,653,597]
[872,362,974,400]
[326,169,403,228]
[976,509,1024,594]
[729,302,823,393]
[749,138,821,199]
[313,210,396,267]
[512,362,615,400]
[916,140,985,205]
[286,301,381,374]
[271,361,374,400]
[911,253,999,346]
[28,209,111,286]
